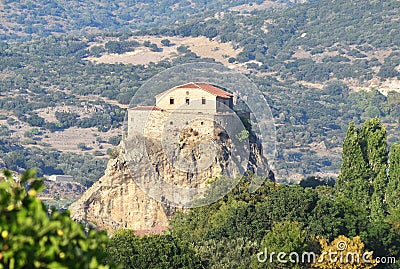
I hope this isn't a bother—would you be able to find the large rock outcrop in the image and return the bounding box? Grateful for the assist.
[69,145,171,233]
[70,127,270,233]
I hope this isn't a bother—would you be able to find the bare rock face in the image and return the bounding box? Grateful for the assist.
[69,146,171,233]
[70,128,270,233]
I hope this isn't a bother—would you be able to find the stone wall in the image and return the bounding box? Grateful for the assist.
[156,87,217,113]
[129,109,224,140]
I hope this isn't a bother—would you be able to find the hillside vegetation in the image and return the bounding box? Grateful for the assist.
[152,0,399,82]
[0,0,399,184]
[0,0,293,40]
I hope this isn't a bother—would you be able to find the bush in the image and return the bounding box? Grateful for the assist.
[108,136,121,146]
[107,147,119,159]
[106,230,203,269]
[0,170,115,268]
[77,143,89,151]
[177,45,189,53]
[160,39,171,47]
[26,114,45,127]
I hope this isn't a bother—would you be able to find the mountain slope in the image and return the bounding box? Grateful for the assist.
[0,0,299,40]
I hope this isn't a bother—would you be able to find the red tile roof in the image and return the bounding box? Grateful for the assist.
[131,106,163,111]
[176,82,234,99]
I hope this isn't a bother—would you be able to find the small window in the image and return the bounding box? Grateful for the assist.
[170,121,173,125]
[201,121,204,125]
[186,91,189,95]
[170,98,174,105]
[186,98,190,105]
[202,97,206,105]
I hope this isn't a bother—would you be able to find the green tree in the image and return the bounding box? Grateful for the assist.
[160,39,171,47]
[0,170,114,268]
[251,221,310,269]
[105,41,123,54]
[299,176,335,189]
[177,45,189,53]
[26,114,45,127]
[307,196,368,242]
[387,143,400,213]
[323,80,349,98]
[195,237,258,269]
[336,122,370,209]
[106,230,203,269]
[359,118,388,221]
[337,119,390,221]
[108,136,121,146]
[359,118,387,173]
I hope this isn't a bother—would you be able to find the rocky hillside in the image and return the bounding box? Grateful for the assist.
[69,144,170,233]
[70,126,271,233]
[40,180,86,201]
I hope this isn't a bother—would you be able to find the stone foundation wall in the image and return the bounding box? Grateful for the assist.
[129,110,240,141]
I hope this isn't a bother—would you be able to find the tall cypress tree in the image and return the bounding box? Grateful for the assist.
[336,119,389,220]
[387,143,400,213]
[359,118,388,174]
[359,118,388,221]
[370,166,388,221]
[336,122,371,208]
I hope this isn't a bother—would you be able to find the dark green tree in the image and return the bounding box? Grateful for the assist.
[359,118,388,221]
[195,237,258,269]
[336,122,370,209]
[251,221,310,269]
[160,39,171,47]
[26,114,45,127]
[106,230,203,269]
[337,119,391,221]
[387,143,400,213]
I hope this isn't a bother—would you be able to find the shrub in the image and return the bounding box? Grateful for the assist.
[0,170,116,268]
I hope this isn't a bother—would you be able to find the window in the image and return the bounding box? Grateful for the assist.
[202,97,206,105]
[186,91,189,95]
[170,97,174,105]
[186,98,190,105]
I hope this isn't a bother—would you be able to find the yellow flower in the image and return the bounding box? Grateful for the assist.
[57,229,64,236]
[59,252,65,259]
[1,230,8,239]
[28,189,37,196]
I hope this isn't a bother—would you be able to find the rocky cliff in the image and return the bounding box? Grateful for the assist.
[70,126,271,233]
[69,145,171,233]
